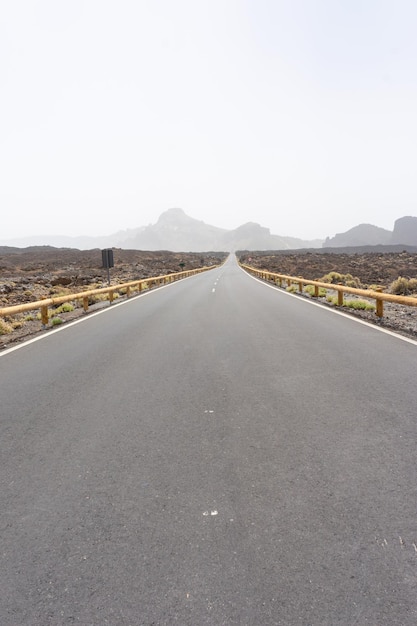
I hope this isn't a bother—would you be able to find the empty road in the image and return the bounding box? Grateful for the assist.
[1,255,417,625]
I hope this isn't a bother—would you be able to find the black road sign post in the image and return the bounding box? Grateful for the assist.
[101,249,114,285]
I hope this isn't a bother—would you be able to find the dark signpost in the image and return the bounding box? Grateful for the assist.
[101,249,114,285]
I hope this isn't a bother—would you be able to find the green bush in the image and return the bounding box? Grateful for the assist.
[344,299,375,311]
[321,272,361,288]
[51,317,63,326]
[321,272,343,284]
[54,303,74,314]
[326,294,375,310]
[345,275,361,288]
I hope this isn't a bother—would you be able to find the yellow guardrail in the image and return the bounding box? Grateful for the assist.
[240,263,417,318]
[0,266,215,327]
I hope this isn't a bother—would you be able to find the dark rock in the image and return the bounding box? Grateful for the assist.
[51,276,72,286]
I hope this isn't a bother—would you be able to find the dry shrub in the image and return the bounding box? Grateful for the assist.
[49,286,72,296]
[321,272,362,288]
[390,277,417,295]
[0,319,13,335]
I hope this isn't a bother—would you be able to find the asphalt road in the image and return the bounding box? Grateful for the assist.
[1,254,417,625]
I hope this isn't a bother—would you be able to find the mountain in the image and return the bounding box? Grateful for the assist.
[124,209,322,251]
[121,209,321,251]
[3,209,417,251]
[323,216,417,248]
[123,208,227,250]
[218,221,320,251]
[391,216,417,245]
[323,224,393,248]
[0,208,322,251]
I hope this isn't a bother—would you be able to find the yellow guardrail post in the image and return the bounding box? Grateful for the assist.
[375,288,384,318]
[337,285,344,306]
[41,304,49,327]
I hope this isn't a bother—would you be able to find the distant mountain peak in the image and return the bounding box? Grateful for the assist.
[392,216,417,245]
[235,222,270,234]
[324,223,392,247]
[157,208,191,224]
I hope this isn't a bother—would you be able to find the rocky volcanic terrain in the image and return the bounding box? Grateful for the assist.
[1,247,417,348]
[238,250,417,287]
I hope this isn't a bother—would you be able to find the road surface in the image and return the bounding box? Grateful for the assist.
[1,255,417,625]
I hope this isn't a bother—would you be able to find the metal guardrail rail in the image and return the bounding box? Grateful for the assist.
[240,263,417,318]
[0,265,216,328]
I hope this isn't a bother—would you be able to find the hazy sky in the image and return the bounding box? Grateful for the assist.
[2,0,417,241]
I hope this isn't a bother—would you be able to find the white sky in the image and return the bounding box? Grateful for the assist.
[1,0,417,241]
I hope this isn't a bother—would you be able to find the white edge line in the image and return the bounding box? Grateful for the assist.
[0,274,198,357]
[240,266,417,347]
